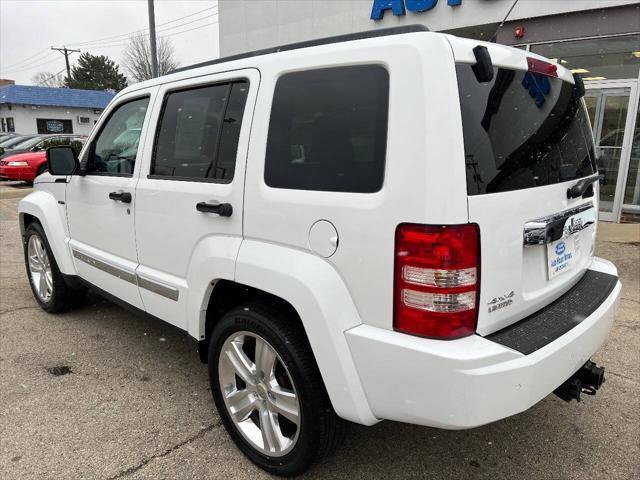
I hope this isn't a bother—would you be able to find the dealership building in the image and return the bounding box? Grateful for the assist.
[218,0,639,222]
[0,83,114,137]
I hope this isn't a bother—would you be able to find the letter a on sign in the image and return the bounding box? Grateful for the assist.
[370,0,405,20]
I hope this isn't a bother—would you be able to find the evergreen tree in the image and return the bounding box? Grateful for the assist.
[65,53,128,91]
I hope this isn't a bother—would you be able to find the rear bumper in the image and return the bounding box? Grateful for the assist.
[345,257,620,429]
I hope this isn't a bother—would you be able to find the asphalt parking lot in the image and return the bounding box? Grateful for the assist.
[0,191,638,480]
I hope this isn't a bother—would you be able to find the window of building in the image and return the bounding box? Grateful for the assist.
[6,117,15,132]
[36,118,72,134]
[623,109,640,208]
[0,118,5,132]
[85,96,149,176]
[264,65,389,193]
[151,80,249,182]
[530,34,640,81]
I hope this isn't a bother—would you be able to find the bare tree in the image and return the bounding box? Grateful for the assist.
[32,71,65,87]
[123,34,179,82]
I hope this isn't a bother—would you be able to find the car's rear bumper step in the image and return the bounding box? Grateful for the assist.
[487,270,618,355]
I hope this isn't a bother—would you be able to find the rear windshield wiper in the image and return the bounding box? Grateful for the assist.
[567,173,602,199]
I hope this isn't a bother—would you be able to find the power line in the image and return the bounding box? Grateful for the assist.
[83,19,219,50]
[84,13,217,49]
[2,54,62,74]
[1,5,218,76]
[67,5,217,48]
[2,49,55,71]
[36,67,67,86]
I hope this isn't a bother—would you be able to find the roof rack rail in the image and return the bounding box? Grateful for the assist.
[171,24,430,74]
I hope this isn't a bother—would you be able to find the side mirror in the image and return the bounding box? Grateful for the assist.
[46,146,78,176]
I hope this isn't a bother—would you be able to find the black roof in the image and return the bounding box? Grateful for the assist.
[171,25,430,74]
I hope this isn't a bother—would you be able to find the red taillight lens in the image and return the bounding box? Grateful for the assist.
[394,224,480,339]
[527,57,558,77]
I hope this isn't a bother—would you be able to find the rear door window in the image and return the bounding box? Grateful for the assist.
[264,65,389,193]
[456,64,596,195]
[151,81,249,182]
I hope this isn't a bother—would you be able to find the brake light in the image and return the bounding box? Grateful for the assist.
[394,224,480,339]
[527,57,558,78]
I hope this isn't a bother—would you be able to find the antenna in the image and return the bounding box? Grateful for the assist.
[490,0,520,43]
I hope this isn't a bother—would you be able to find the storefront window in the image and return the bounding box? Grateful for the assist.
[531,34,640,81]
[623,109,640,208]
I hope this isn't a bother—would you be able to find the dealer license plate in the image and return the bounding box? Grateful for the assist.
[547,236,578,279]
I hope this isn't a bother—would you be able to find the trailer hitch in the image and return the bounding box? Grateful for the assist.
[553,360,605,402]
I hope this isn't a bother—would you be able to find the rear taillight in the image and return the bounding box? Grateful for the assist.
[393,224,480,339]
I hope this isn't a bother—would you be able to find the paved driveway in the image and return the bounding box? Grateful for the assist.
[1,196,638,479]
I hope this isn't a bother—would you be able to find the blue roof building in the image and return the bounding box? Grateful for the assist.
[0,84,115,109]
[0,84,116,135]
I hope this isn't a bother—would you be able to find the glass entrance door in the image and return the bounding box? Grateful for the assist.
[585,84,637,221]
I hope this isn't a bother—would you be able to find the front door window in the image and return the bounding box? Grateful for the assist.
[86,97,149,175]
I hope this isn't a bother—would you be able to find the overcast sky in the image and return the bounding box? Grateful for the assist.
[0,0,220,85]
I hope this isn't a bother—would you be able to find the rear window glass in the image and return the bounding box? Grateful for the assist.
[456,64,596,195]
[265,65,389,193]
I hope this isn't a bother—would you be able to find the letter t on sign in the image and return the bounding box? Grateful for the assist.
[370,0,406,20]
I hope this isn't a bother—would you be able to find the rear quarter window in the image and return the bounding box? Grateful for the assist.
[264,65,389,193]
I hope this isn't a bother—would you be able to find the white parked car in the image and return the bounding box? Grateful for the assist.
[18,26,621,476]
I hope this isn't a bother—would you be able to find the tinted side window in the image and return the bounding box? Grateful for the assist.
[265,65,389,193]
[151,81,248,182]
[87,97,149,175]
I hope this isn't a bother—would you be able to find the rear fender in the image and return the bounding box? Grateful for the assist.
[235,239,378,426]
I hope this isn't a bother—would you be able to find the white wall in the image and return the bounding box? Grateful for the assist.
[219,0,639,56]
[0,104,103,135]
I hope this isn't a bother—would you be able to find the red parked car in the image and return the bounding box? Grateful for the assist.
[0,150,48,183]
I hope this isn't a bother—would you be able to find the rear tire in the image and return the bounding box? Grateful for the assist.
[208,301,346,476]
[23,222,86,313]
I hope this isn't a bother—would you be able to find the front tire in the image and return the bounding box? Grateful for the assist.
[23,222,85,312]
[208,301,346,476]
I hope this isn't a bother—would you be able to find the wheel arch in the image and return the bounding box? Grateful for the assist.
[217,239,379,426]
[18,191,75,275]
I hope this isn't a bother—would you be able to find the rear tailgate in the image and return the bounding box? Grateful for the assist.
[446,37,599,335]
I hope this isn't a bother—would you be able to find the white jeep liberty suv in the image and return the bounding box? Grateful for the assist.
[19,26,621,477]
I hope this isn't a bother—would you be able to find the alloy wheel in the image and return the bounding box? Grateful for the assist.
[218,331,300,457]
[27,235,53,302]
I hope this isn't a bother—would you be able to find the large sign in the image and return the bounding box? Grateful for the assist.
[371,0,462,20]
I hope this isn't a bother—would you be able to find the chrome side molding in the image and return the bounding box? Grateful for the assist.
[73,249,138,285]
[137,274,180,302]
[72,249,179,301]
[523,204,596,247]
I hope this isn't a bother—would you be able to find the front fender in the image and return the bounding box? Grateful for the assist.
[18,191,75,275]
[235,239,378,426]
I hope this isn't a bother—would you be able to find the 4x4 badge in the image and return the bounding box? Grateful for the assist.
[487,291,515,313]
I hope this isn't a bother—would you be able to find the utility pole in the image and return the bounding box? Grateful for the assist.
[147,0,158,78]
[51,46,80,82]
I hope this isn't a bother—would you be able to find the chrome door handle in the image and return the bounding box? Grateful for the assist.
[196,202,233,217]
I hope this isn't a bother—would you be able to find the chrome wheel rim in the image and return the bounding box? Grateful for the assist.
[27,235,53,302]
[218,331,300,457]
